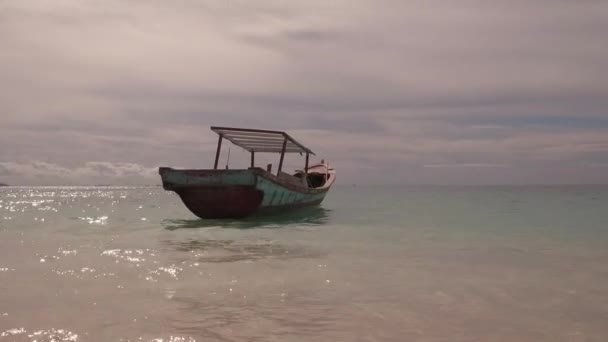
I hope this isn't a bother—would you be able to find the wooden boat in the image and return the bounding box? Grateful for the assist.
[159,127,336,218]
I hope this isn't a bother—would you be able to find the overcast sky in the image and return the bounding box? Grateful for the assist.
[1,0,607,185]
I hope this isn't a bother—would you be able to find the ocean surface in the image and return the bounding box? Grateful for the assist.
[1,185,607,342]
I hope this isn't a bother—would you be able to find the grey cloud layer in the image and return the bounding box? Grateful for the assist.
[1,0,607,184]
[0,161,157,185]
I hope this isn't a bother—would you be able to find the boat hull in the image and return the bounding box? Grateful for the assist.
[159,167,330,219]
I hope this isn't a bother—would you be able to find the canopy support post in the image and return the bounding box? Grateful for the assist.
[305,152,309,174]
[213,135,223,169]
[250,151,255,168]
[278,138,287,175]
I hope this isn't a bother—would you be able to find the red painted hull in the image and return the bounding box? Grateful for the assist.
[174,185,264,219]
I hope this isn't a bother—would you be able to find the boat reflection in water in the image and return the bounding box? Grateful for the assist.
[163,206,331,230]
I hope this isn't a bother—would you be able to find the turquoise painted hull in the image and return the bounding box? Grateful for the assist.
[159,167,330,218]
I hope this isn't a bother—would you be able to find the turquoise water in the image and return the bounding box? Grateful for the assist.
[1,185,607,341]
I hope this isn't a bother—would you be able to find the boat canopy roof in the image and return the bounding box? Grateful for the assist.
[211,126,315,155]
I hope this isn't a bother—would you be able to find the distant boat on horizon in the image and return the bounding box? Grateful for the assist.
[159,126,336,219]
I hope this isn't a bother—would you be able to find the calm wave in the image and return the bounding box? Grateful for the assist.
[1,185,608,341]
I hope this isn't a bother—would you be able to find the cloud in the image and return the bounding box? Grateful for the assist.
[1,0,607,184]
[423,164,509,168]
[0,161,158,185]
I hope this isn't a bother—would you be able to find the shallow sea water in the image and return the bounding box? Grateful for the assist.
[1,185,607,341]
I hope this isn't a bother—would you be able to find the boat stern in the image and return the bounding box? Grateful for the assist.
[158,167,264,218]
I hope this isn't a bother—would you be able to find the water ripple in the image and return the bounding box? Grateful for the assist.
[1,327,26,337]
[148,265,183,281]
[164,239,324,263]
[101,249,156,264]
[148,337,195,342]
[0,327,78,341]
[77,216,108,225]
